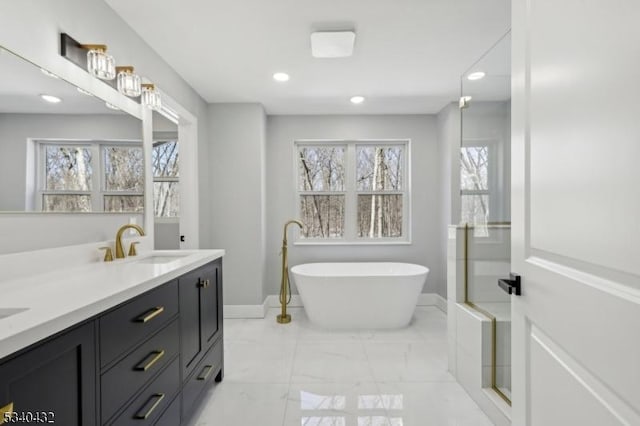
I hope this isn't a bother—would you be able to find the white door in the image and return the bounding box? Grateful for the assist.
[511,0,640,425]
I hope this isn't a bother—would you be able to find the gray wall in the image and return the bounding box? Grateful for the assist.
[436,103,461,298]
[0,0,210,253]
[207,103,267,305]
[0,113,141,211]
[265,114,444,297]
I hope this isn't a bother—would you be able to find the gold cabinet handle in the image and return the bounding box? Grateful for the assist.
[197,364,214,381]
[134,393,165,420]
[135,306,164,323]
[0,402,14,425]
[198,279,210,288]
[134,350,165,371]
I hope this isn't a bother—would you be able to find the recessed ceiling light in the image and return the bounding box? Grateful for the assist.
[76,87,93,96]
[40,94,61,103]
[40,68,59,79]
[273,72,290,82]
[350,96,365,104]
[105,102,120,111]
[311,31,356,58]
[467,71,486,81]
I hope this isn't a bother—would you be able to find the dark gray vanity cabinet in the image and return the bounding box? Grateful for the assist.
[0,257,224,426]
[0,322,97,425]
[179,258,223,423]
[179,258,223,381]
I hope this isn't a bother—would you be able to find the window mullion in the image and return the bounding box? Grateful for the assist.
[344,143,357,240]
[93,144,102,212]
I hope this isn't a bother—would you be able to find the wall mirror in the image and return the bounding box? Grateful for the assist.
[0,45,143,214]
[459,32,511,229]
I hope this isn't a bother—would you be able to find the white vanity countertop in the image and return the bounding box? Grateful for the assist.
[0,249,225,360]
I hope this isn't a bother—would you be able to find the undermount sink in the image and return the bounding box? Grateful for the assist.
[133,255,189,264]
[0,308,29,319]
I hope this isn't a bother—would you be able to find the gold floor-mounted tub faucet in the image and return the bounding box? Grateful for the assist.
[277,219,304,324]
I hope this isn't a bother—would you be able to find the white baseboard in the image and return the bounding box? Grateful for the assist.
[223,302,268,319]
[225,292,446,319]
[417,293,447,313]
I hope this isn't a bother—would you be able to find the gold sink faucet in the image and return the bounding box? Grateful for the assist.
[115,224,145,259]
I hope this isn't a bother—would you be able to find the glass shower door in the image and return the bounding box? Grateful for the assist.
[459,32,512,402]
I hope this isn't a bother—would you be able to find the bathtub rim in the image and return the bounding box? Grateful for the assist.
[290,262,429,278]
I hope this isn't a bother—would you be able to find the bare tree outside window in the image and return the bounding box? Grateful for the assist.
[103,146,144,213]
[460,145,489,235]
[152,140,179,217]
[298,146,345,238]
[39,142,143,213]
[43,146,93,211]
[356,146,404,238]
[296,142,407,241]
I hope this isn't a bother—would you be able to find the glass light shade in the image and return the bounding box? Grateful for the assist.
[141,86,162,111]
[116,69,142,97]
[86,49,115,80]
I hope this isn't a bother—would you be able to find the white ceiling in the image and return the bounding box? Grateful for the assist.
[105,0,510,115]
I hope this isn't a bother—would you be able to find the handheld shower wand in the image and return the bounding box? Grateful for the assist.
[277,219,304,324]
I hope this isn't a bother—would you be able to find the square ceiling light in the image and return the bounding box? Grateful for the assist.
[310,31,356,58]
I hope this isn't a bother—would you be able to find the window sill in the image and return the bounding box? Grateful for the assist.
[294,240,412,246]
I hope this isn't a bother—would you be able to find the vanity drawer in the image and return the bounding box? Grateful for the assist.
[101,319,179,422]
[182,339,223,420]
[153,394,181,426]
[108,357,180,426]
[100,280,178,367]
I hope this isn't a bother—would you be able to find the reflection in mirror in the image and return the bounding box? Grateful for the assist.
[152,110,180,249]
[460,32,511,232]
[0,46,143,213]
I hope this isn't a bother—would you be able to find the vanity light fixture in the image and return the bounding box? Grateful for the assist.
[350,95,365,104]
[116,66,142,97]
[141,83,162,110]
[273,72,290,82]
[40,94,62,104]
[467,71,486,81]
[81,44,116,80]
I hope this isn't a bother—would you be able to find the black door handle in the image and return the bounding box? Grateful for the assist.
[498,273,521,296]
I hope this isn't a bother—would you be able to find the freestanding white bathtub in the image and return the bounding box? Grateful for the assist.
[290,262,429,329]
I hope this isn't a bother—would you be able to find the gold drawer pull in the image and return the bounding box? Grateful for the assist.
[134,393,165,420]
[135,350,165,371]
[0,402,14,425]
[198,279,210,288]
[136,306,164,323]
[197,364,214,381]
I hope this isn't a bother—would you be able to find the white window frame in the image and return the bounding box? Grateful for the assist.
[294,139,411,245]
[34,139,143,213]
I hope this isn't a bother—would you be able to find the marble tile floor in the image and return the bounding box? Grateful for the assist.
[187,307,493,426]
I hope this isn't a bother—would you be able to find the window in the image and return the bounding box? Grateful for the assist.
[37,141,143,212]
[296,141,409,242]
[152,139,179,217]
[460,144,489,235]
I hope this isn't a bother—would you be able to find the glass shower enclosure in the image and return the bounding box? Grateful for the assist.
[459,32,512,402]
